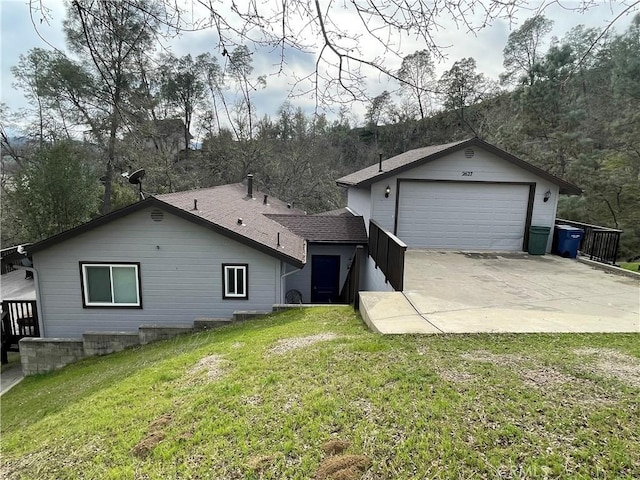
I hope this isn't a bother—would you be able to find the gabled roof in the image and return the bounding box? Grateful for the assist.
[17,183,307,268]
[336,138,582,195]
[266,214,368,244]
[312,207,355,217]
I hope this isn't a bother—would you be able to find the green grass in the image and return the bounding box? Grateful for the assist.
[1,307,639,479]
[619,262,639,272]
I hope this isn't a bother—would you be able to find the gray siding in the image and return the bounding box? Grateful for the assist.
[33,207,283,338]
[347,188,371,232]
[361,255,394,292]
[285,244,357,303]
[368,147,560,252]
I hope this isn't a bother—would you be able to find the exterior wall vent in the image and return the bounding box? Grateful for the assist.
[150,209,164,222]
[464,148,475,158]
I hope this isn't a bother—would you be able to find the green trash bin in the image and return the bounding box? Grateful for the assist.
[528,226,551,255]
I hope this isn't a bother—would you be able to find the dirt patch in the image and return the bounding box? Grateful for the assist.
[132,431,165,458]
[322,440,351,455]
[574,348,640,387]
[148,413,172,431]
[315,454,371,480]
[269,333,339,355]
[131,413,173,458]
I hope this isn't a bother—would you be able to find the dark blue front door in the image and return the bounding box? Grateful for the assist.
[311,255,340,303]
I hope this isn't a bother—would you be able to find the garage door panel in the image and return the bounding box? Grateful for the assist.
[396,182,529,250]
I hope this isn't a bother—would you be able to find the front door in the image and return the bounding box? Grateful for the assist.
[311,255,340,303]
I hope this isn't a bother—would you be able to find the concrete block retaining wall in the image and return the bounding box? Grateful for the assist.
[83,331,141,356]
[18,310,268,376]
[19,338,87,376]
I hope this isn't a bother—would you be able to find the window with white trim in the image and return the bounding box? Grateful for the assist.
[222,264,248,299]
[81,262,141,307]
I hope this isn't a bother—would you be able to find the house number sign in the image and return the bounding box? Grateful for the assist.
[462,171,473,176]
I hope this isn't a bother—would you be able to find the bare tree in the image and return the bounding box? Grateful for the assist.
[398,50,436,120]
[28,0,638,107]
[64,0,161,213]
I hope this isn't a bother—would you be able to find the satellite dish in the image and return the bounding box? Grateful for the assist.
[128,169,146,185]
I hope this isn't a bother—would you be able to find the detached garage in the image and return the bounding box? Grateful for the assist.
[337,138,582,253]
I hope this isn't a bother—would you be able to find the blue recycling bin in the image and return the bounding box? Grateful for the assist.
[554,225,584,258]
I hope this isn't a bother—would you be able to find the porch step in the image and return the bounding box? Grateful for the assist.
[193,318,234,330]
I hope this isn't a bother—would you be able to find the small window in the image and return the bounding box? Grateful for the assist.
[80,262,141,308]
[222,264,248,300]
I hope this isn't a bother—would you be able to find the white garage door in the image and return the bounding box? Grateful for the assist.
[396,182,530,250]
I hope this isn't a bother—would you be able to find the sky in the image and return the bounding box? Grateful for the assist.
[1,0,637,136]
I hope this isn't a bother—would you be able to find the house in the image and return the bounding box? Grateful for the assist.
[336,137,582,291]
[12,176,366,338]
[8,137,581,341]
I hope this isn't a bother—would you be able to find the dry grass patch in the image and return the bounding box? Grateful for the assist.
[435,367,477,384]
[179,354,227,387]
[461,350,527,368]
[246,454,277,472]
[574,347,640,387]
[461,350,606,395]
[269,333,339,355]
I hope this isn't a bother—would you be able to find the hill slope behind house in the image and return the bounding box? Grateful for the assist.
[1,307,639,479]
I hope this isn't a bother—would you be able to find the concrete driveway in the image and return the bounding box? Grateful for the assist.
[360,251,640,334]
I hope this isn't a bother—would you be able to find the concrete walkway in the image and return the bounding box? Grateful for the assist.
[360,251,640,334]
[1,364,24,396]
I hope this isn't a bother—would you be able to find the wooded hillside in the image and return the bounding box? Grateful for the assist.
[2,7,638,259]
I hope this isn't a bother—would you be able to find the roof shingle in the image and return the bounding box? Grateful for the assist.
[157,183,307,263]
[266,214,368,244]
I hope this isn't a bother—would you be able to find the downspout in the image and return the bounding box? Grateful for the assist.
[13,265,45,338]
[280,263,303,303]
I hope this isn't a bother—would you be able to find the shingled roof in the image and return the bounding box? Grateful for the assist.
[336,137,582,195]
[266,214,368,244]
[157,184,306,264]
[17,182,308,267]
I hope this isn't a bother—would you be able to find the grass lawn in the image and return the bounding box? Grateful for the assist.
[1,307,639,479]
[619,262,639,272]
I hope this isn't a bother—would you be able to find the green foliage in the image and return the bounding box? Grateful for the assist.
[502,15,554,86]
[2,141,101,244]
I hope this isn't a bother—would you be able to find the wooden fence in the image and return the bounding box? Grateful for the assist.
[369,220,407,291]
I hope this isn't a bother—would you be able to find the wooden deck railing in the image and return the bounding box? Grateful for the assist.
[1,300,39,364]
[555,219,622,264]
[339,246,363,310]
[369,220,407,291]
